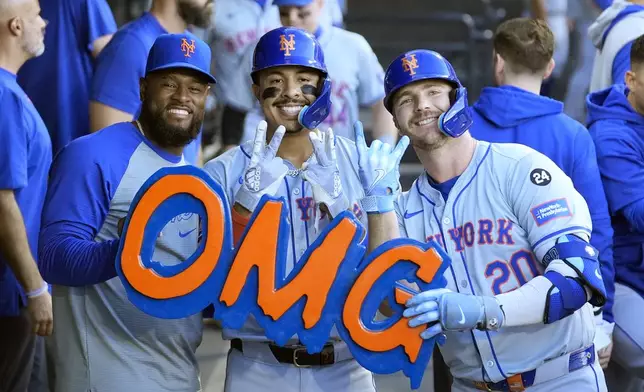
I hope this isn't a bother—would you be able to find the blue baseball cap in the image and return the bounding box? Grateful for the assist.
[272,0,314,6]
[145,33,216,84]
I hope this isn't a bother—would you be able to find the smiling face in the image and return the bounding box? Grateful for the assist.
[138,68,211,148]
[253,65,322,133]
[391,79,453,151]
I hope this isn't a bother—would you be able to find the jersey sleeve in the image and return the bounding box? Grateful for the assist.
[611,42,632,85]
[38,139,125,286]
[0,90,28,190]
[354,35,386,107]
[90,33,145,115]
[506,151,592,262]
[84,0,117,53]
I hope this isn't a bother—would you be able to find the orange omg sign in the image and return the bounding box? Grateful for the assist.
[116,165,450,389]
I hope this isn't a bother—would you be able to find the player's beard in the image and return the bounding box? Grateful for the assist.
[177,0,213,28]
[139,102,204,149]
[21,24,45,58]
[411,133,449,152]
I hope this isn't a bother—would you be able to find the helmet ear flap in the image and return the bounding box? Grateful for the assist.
[438,86,472,138]
[298,77,332,129]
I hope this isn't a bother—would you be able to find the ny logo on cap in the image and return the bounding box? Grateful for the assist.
[280,34,295,56]
[181,38,196,58]
[402,54,418,76]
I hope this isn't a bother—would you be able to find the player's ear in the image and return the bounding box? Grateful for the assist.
[8,17,23,37]
[139,77,147,101]
[252,84,261,101]
[543,58,556,80]
[625,69,637,91]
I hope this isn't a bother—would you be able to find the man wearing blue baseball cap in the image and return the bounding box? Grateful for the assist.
[38,33,215,392]
[204,26,378,392]
[90,0,214,167]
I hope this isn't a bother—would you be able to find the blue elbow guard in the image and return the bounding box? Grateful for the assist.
[543,271,587,324]
[543,234,606,307]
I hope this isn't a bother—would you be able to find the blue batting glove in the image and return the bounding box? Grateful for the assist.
[354,121,409,214]
[302,128,349,218]
[404,289,505,337]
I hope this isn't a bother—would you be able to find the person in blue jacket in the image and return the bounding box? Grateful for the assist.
[470,17,616,368]
[587,34,644,392]
[589,0,644,93]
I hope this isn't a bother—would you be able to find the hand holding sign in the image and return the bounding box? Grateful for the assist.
[302,127,349,219]
[234,121,288,212]
[354,121,409,213]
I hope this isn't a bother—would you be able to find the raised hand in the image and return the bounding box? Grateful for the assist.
[302,128,349,219]
[354,121,409,213]
[234,121,289,212]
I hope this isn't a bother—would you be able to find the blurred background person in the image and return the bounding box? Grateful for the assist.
[0,1,53,391]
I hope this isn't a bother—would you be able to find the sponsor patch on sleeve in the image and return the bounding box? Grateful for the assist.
[530,198,571,227]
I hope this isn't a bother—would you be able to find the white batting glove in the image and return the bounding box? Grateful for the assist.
[354,121,410,213]
[234,121,288,212]
[302,128,349,219]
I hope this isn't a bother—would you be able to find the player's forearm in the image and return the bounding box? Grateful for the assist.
[38,223,120,286]
[89,101,133,133]
[367,211,400,252]
[0,190,46,292]
[370,102,398,144]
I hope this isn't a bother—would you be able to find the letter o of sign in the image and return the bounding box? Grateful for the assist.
[120,172,226,299]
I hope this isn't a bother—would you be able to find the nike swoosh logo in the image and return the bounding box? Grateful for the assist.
[595,269,603,280]
[369,169,386,191]
[179,228,196,238]
[404,210,423,219]
[457,305,466,325]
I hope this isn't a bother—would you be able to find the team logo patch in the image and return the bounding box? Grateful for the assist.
[530,168,551,186]
[531,198,571,227]
[402,54,419,76]
[181,38,195,58]
[279,34,295,56]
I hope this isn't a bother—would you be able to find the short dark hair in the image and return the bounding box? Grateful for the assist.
[631,34,644,69]
[493,17,554,73]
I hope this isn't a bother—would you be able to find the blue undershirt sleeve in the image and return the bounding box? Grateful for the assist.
[38,138,126,286]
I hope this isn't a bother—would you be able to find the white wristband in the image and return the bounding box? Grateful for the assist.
[26,282,49,298]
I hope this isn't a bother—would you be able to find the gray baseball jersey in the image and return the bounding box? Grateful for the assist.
[241,26,385,142]
[203,135,366,342]
[206,0,281,112]
[395,141,596,382]
[42,123,202,392]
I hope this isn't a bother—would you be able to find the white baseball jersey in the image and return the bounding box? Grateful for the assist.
[395,141,596,382]
[241,26,386,142]
[203,135,367,342]
[206,0,281,112]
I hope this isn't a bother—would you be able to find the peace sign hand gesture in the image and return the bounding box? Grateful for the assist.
[354,121,410,214]
[234,121,289,212]
[302,128,349,219]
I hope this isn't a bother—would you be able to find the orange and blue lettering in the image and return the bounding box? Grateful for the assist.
[115,166,453,390]
[295,197,315,221]
[337,238,450,390]
[496,219,515,245]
